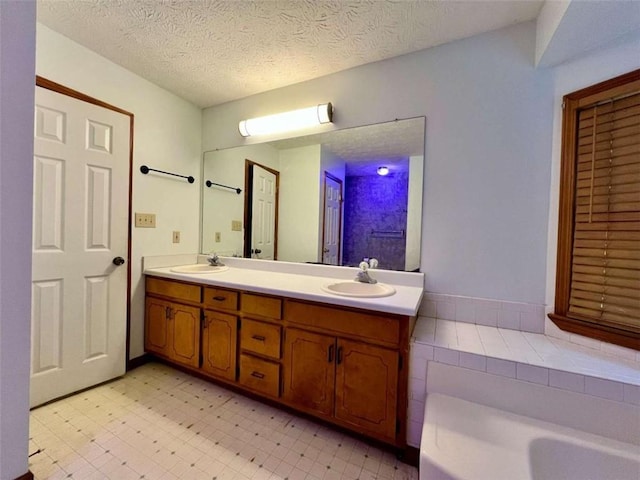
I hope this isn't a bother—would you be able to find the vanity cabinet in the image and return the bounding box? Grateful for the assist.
[144,275,411,449]
[282,301,400,442]
[144,296,200,368]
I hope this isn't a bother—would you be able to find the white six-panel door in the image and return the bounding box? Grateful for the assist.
[31,86,130,407]
[322,173,342,265]
[251,165,277,260]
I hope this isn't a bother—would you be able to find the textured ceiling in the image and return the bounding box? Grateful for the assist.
[37,0,544,108]
[268,117,423,176]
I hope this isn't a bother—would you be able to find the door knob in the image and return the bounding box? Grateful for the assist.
[112,256,125,266]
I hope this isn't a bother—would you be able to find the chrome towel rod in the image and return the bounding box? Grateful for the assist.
[140,165,195,184]
[205,180,242,195]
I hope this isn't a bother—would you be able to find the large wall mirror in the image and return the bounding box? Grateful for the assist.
[201,117,425,272]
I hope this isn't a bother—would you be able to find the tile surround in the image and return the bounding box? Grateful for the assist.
[407,316,640,448]
[29,363,418,480]
[419,292,545,333]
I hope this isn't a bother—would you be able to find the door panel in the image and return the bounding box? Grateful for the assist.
[251,165,277,260]
[335,339,398,440]
[282,328,335,417]
[202,310,238,380]
[169,304,200,368]
[322,173,342,265]
[145,297,169,356]
[31,86,130,407]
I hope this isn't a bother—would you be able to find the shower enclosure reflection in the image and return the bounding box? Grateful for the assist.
[201,117,425,272]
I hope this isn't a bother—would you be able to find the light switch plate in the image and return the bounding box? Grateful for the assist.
[231,220,242,231]
[135,213,156,228]
[215,232,221,242]
[172,231,180,243]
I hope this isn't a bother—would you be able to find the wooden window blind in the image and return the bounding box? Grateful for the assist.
[551,69,640,350]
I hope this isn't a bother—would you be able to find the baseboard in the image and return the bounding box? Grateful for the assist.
[126,353,152,371]
[14,471,34,480]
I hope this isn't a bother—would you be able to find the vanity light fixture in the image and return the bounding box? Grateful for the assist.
[238,103,333,137]
[377,166,390,176]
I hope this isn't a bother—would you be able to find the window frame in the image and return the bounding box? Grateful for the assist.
[550,69,640,351]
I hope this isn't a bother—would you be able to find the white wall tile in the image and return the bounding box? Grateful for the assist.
[408,399,425,422]
[406,420,422,448]
[434,347,459,366]
[623,384,640,406]
[548,369,585,393]
[419,299,436,318]
[486,358,516,378]
[585,377,625,402]
[520,311,544,333]
[516,363,549,385]
[475,306,499,327]
[436,301,456,321]
[458,352,486,372]
[454,299,475,323]
[409,378,427,401]
[497,309,520,330]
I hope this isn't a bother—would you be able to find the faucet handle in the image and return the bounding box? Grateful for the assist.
[368,258,378,269]
[358,261,369,271]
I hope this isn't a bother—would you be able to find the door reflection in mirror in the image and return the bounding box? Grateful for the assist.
[201,117,424,272]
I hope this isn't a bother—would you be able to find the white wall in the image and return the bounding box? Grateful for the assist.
[36,24,202,360]
[203,21,554,305]
[278,144,323,263]
[405,155,424,272]
[544,33,640,311]
[0,2,36,478]
[202,143,279,254]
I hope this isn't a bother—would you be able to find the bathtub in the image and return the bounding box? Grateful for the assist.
[420,394,640,480]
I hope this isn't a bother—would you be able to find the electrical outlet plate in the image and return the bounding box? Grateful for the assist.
[135,213,156,228]
[172,231,180,243]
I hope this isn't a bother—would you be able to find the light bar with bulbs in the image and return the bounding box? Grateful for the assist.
[238,103,333,137]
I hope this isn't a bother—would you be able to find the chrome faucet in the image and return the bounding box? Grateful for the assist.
[207,253,225,267]
[355,261,377,284]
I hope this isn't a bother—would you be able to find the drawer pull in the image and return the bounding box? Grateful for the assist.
[327,344,334,363]
[250,371,265,379]
[212,296,226,302]
[251,335,266,342]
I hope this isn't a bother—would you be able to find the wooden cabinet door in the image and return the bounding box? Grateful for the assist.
[168,303,201,368]
[282,329,335,417]
[145,297,169,356]
[334,339,398,440]
[202,309,237,380]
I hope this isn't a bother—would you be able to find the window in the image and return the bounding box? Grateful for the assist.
[550,69,640,351]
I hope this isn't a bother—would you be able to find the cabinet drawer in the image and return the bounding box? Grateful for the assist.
[284,300,400,346]
[146,277,201,303]
[239,354,280,398]
[241,319,281,359]
[242,293,282,320]
[203,287,239,311]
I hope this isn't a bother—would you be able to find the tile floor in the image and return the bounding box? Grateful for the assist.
[29,363,418,480]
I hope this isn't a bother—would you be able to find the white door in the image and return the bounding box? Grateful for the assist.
[251,165,277,260]
[31,86,130,407]
[322,173,342,265]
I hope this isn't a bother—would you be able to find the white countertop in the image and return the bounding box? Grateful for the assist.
[143,255,424,317]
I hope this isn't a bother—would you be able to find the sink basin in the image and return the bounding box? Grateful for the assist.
[321,281,396,298]
[170,264,229,274]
